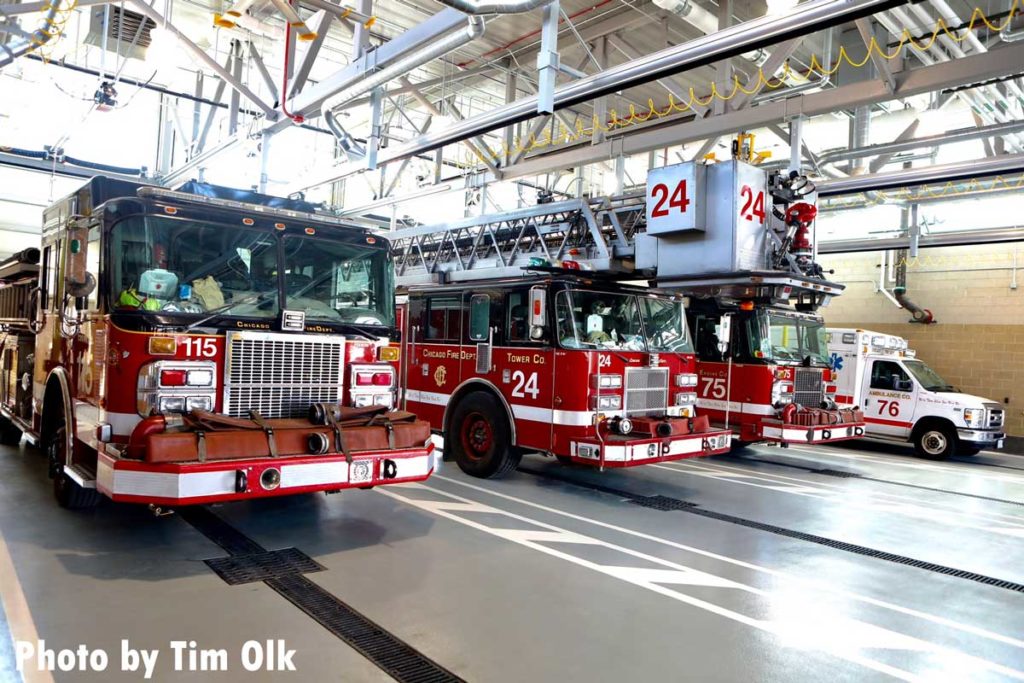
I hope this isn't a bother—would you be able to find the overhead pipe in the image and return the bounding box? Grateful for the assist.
[0,0,61,68]
[299,0,910,191]
[817,152,1024,196]
[321,16,487,146]
[1002,18,1024,42]
[820,227,1024,253]
[812,119,1024,168]
[434,0,557,14]
[886,6,1024,150]
[892,206,934,323]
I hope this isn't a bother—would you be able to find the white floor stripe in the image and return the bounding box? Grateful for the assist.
[381,481,1024,682]
[424,474,1024,652]
[0,529,54,683]
[658,461,1024,536]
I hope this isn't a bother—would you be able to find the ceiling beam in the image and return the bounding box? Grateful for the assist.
[498,39,1024,181]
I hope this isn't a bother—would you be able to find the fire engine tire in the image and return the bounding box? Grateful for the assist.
[447,391,520,479]
[555,455,575,466]
[914,424,957,460]
[47,424,101,510]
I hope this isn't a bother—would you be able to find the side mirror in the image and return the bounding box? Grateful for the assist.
[716,313,732,355]
[64,226,96,299]
[529,325,545,341]
[66,272,97,299]
[895,378,913,392]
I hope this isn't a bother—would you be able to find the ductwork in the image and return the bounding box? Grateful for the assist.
[434,0,555,14]
[0,0,62,68]
[299,0,910,191]
[893,248,934,324]
[817,153,1024,196]
[321,16,486,147]
[1002,18,1024,42]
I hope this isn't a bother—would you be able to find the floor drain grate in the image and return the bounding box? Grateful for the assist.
[630,495,699,511]
[205,548,325,585]
[268,574,464,683]
[814,469,862,478]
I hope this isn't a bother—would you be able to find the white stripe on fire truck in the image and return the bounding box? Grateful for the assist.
[696,398,777,416]
[96,457,433,499]
[406,389,597,427]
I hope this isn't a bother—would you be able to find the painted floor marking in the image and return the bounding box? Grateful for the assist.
[778,445,1024,486]
[381,480,1024,682]
[675,459,1024,526]
[0,528,54,683]
[427,474,1024,652]
[660,461,1024,538]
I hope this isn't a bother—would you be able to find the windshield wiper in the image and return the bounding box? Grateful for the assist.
[335,322,381,341]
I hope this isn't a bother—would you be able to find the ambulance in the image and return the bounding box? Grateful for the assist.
[828,328,1006,458]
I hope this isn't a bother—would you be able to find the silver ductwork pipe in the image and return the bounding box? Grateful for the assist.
[1002,19,1024,42]
[0,0,62,68]
[819,227,1024,254]
[321,16,485,141]
[434,0,553,14]
[817,153,1024,196]
[301,0,909,189]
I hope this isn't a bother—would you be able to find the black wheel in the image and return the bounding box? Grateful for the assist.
[0,417,21,446]
[914,424,957,460]
[555,455,575,466]
[958,445,981,456]
[46,421,101,510]
[446,391,520,479]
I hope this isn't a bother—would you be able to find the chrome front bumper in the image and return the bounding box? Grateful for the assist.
[958,429,1005,446]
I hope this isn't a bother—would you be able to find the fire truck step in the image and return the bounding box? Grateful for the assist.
[204,548,325,586]
[518,468,1024,594]
[180,506,464,682]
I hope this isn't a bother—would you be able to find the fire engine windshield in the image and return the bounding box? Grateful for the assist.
[556,290,693,353]
[109,216,394,327]
[758,313,830,365]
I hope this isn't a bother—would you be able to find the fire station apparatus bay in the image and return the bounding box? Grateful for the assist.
[2,435,1023,681]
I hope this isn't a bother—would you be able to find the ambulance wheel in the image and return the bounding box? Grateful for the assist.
[958,445,981,457]
[448,391,520,479]
[914,423,956,460]
[47,423,101,510]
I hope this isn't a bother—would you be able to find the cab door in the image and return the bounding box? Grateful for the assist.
[861,359,917,438]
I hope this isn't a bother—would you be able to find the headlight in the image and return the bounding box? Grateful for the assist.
[158,396,187,413]
[594,374,623,389]
[963,409,984,428]
[592,395,621,410]
[675,374,698,387]
[675,392,697,405]
[772,381,793,405]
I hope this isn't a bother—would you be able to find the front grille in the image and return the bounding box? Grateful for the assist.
[793,368,823,408]
[624,367,669,416]
[987,407,1005,428]
[223,331,345,418]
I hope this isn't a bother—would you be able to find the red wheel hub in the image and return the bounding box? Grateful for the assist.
[460,412,493,461]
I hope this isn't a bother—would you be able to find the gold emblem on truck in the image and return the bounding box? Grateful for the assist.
[434,365,447,388]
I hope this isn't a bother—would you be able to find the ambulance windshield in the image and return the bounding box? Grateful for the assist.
[759,313,830,366]
[556,290,693,353]
[109,216,394,328]
[904,360,955,392]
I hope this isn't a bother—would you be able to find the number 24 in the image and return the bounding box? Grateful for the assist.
[511,371,539,399]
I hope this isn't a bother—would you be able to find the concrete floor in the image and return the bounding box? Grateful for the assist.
[2,437,1023,682]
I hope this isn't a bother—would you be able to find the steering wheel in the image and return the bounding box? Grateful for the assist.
[587,330,611,344]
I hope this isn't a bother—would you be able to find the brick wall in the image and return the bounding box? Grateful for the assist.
[820,242,1024,437]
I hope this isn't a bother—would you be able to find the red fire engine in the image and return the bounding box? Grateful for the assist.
[641,159,866,445]
[0,177,437,509]
[398,270,731,477]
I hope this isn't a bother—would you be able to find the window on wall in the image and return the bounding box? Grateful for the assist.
[425,296,462,342]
